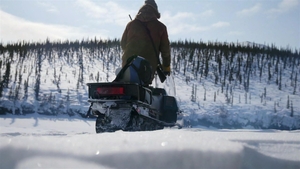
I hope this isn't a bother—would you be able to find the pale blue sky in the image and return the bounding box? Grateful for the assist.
[0,0,299,49]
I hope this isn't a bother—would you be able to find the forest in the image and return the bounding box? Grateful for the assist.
[0,38,299,122]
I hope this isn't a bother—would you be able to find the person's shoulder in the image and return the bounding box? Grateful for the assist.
[155,19,167,28]
[125,20,138,28]
[146,18,164,25]
[128,20,136,25]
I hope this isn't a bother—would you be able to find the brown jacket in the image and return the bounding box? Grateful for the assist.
[121,5,171,78]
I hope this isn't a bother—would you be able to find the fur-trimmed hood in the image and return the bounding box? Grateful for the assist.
[135,5,161,22]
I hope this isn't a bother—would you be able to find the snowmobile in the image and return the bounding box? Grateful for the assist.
[86,56,180,133]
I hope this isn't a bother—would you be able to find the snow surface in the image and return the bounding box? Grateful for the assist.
[1,114,300,169]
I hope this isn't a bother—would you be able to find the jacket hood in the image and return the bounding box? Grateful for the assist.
[135,5,160,22]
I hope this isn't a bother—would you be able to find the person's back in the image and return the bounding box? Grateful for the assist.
[121,0,171,85]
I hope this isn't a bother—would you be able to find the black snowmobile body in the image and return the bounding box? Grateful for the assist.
[87,82,179,133]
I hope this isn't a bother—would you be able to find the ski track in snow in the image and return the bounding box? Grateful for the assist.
[1,115,300,169]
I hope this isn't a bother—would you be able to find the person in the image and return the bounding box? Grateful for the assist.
[121,0,171,85]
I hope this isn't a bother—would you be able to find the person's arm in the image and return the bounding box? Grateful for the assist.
[121,24,129,51]
[160,26,171,68]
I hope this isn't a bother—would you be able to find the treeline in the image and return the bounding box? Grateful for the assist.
[0,38,122,115]
[171,40,299,92]
[171,41,299,111]
[0,38,299,115]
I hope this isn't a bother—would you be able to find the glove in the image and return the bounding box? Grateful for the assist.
[163,66,171,76]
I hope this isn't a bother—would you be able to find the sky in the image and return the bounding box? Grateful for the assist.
[0,0,299,49]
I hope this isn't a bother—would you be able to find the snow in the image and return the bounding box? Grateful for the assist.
[1,41,299,129]
[0,40,299,168]
[1,115,300,169]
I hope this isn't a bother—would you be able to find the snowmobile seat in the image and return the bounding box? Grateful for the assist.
[113,55,153,86]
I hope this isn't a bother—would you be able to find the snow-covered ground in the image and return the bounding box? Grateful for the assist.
[0,42,299,129]
[0,41,299,168]
[1,114,300,169]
